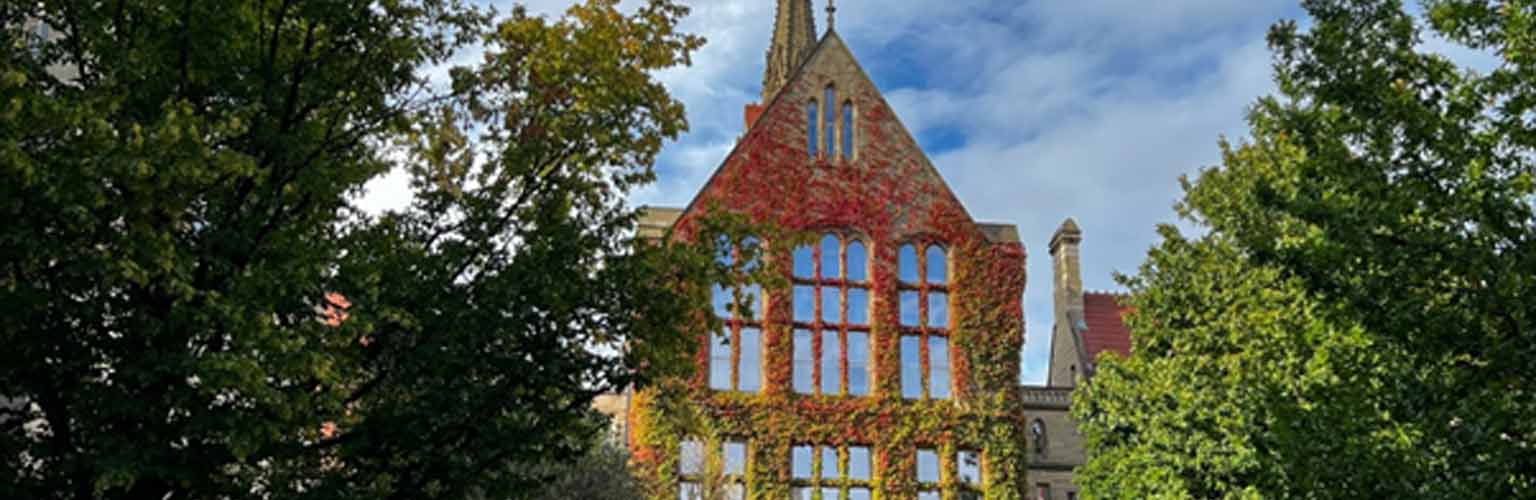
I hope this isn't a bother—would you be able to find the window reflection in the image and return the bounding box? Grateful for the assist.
[739,328,761,392]
[820,234,840,278]
[679,440,704,475]
[710,330,731,391]
[848,446,871,480]
[847,332,869,396]
[926,245,947,283]
[901,335,922,399]
[794,286,817,323]
[820,287,839,324]
[792,445,814,478]
[847,288,868,325]
[821,446,839,479]
[794,245,815,278]
[793,329,814,394]
[916,448,940,483]
[929,337,950,399]
[723,441,747,476]
[821,330,840,395]
[898,244,919,283]
[846,240,867,282]
[958,450,981,485]
[928,291,948,327]
[807,101,819,157]
[900,291,921,327]
[842,102,855,161]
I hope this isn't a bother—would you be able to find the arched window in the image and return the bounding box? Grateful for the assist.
[824,86,837,158]
[841,101,854,160]
[899,242,951,400]
[1030,419,1048,457]
[791,233,871,397]
[806,100,819,158]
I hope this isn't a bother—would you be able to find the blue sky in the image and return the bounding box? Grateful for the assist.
[361,1,1494,385]
[629,0,1304,385]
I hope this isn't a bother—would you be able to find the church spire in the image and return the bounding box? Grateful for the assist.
[762,0,817,102]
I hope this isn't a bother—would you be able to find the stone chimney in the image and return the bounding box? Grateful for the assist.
[1047,218,1085,387]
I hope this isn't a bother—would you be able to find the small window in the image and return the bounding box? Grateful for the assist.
[1037,483,1052,500]
[926,246,947,283]
[916,448,940,483]
[824,86,837,156]
[846,240,867,282]
[901,335,922,399]
[929,337,950,399]
[821,330,840,395]
[807,101,819,158]
[821,446,839,480]
[841,102,854,160]
[898,244,919,283]
[792,445,814,478]
[723,441,747,476]
[847,332,869,396]
[1031,419,1048,457]
[679,440,704,475]
[739,328,762,392]
[958,450,982,485]
[709,329,731,391]
[848,446,871,480]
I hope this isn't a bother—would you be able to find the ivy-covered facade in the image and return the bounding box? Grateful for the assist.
[622,2,1036,499]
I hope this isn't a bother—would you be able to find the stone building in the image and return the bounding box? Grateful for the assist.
[596,2,1135,499]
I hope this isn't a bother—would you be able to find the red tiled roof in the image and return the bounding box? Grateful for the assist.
[1082,293,1132,360]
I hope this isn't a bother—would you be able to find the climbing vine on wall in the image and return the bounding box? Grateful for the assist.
[630,60,1028,500]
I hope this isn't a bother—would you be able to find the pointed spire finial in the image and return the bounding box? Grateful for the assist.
[826,0,836,32]
[762,0,817,102]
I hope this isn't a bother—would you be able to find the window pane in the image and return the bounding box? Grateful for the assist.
[917,448,940,483]
[791,487,813,500]
[929,337,950,399]
[793,329,815,394]
[715,235,732,266]
[901,335,922,399]
[821,330,840,395]
[849,488,870,500]
[679,481,700,500]
[847,288,868,325]
[825,87,836,155]
[900,290,921,327]
[846,240,867,282]
[742,284,762,321]
[918,491,940,500]
[898,244,919,283]
[848,446,871,480]
[724,441,747,476]
[847,332,869,396]
[820,287,839,324]
[926,246,947,283]
[741,236,761,273]
[712,284,731,318]
[808,102,818,157]
[792,445,814,478]
[820,234,840,279]
[842,103,854,160]
[794,245,815,278]
[725,484,744,500]
[739,328,761,393]
[822,488,841,500]
[958,450,981,485]
[794,285,817,323]
[710,330,731,391]
[679,440,704,475]
[821,447,839,479]
[927,291,948,328]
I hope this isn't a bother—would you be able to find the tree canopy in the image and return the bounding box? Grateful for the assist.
[0,1,711,498]
[1074,0,1535,498]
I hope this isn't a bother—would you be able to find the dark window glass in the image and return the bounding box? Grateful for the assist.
[808,101,819,157]
[842,102,854,160]
[824,87,836,156]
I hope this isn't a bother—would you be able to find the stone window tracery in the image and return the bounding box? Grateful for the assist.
[898,242,951,399]
[792,233,871,396]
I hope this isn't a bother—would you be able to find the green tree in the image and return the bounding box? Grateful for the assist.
[0,1,708,499]
[1074,0,1535,498]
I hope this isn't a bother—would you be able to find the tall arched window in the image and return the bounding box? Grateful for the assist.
[841,101,854,160]
[791,233,871,397]
[807,100,819,158]
[824,86,837,158]
[899,242,950,400]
